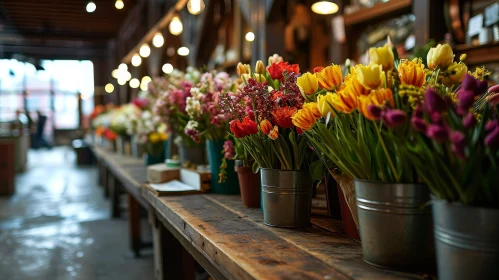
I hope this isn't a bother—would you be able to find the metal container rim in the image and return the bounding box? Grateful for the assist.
[354,178,426,187]
[432,197,499,213]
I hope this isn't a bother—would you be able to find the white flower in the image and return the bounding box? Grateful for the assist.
[185,120,199,130]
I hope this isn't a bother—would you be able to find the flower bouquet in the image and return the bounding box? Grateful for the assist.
[152,67,206,164]
[220,57,316,227]
[406,69,498,279]
[184,70,240,193]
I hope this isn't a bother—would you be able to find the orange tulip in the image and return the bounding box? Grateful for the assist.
[271,107,297,128]
[260,119,273,135]
[358,88,394,120]
[317,65,343,91]
[292,104,320,131]
[268,126,279,140]
[398,58,426,87]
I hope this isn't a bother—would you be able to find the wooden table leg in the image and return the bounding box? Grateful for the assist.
[97,161,103,187]
[127,193,141,257]
[159,219,196,280]
[109,175,121,218]
[103,166,109,198]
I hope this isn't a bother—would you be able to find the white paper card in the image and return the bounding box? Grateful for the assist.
[150,180,199,192]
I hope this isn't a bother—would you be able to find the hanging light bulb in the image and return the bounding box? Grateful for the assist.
[187,0,205,15]
[129,78,140,88]
[131,54,141,67]
[141,76,152,84]
[152,32,164,48]
[139,43,151,57]
[118,63,128,71]
[162,63,173,74]
[245,32,255,42]
[115,0,124,10]
[111,69,119,79]
[311,1,339,15]
[117,79,127,85]
[169,15,183,36]
[86,2,96,13]
[105,83,114,93]
[177,47,189,56]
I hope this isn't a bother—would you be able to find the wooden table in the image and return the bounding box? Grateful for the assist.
[90,144,431,279]
[143,191,431,280]
[90,144,150,256]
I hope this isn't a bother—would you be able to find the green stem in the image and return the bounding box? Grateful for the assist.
[375,122,400,182]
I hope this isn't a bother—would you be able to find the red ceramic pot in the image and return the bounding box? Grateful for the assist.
[235,165,261,208]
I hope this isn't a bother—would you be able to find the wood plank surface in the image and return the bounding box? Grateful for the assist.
[144,192,430,280]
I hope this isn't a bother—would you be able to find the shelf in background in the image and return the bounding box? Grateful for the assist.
[455,42,499,65]
[343,0,413,27]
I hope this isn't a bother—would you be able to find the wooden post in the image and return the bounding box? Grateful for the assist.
[127,193,142,257]
[414,0,447,46]
[160,221,196,280]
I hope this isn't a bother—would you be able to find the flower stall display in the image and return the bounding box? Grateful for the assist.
[110,104,141,155]
[220,58,316,227]
[185,70,240,194]
[152,67,206,164]
[406,71,499,280]
[292,44,441,270]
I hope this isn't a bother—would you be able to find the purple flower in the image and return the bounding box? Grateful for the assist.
[485,120,498,133]
[485,127,499,148]
[462,73,488,95]
[367,105,382,119]
[382,109,407,128]
[426,124,449,142]
[429,111,442,123]
[457,90,475,115]
[424,88,447,113]
[414,104,423,118]
[461,74,477,91]
[412,117,428,133]
[463,113,477,129]
[450,131,466,159]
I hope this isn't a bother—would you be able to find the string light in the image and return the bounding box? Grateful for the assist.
[245,32,255,42]
[86,2,96,13]
[105,83,114,93]
[117,79,126,85]
[311,1,339,15]
[152,32,164,48]
[115,0,124,10]
[177,47,189,56]
[118,63,127,71]
[187,0,205,15]
[111,69,119,78]
[131,54,141,67]
[130,78,140,88]
[139,43,151,57]
[162,63,173,74]
[169,16,183,36]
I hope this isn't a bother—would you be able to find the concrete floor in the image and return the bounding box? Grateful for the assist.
[0,147,154,280]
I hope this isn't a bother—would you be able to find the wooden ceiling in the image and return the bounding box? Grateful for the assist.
[1,0,137,40]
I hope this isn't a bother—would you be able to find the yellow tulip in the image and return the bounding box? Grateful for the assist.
[369,44,394,72]
[317,65,343,90]
[442,62,468,87]
[398,58,426,87]
[241,73,266,83]
[297,72,319,96]
[344,70,369,96]
[292,104,320,131]
[149,132,160,143]
[356,64,383,90]
[255,60,266,74]
[303,102,321,118]
[427,44,454,70]
[236,62,250,77]
[336,88,358,113]
[317,93,336,118]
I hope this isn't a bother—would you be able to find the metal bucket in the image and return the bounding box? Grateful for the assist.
[178,143,207,165]
[261,169,312,228]
[432,200,499,280]
[355,180,434,271]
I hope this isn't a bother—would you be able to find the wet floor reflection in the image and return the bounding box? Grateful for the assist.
[0,147,153,280]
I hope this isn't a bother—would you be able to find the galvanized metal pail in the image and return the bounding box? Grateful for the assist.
[355,180,434,271]
[261,169,312,228]
[432,200,499,280]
